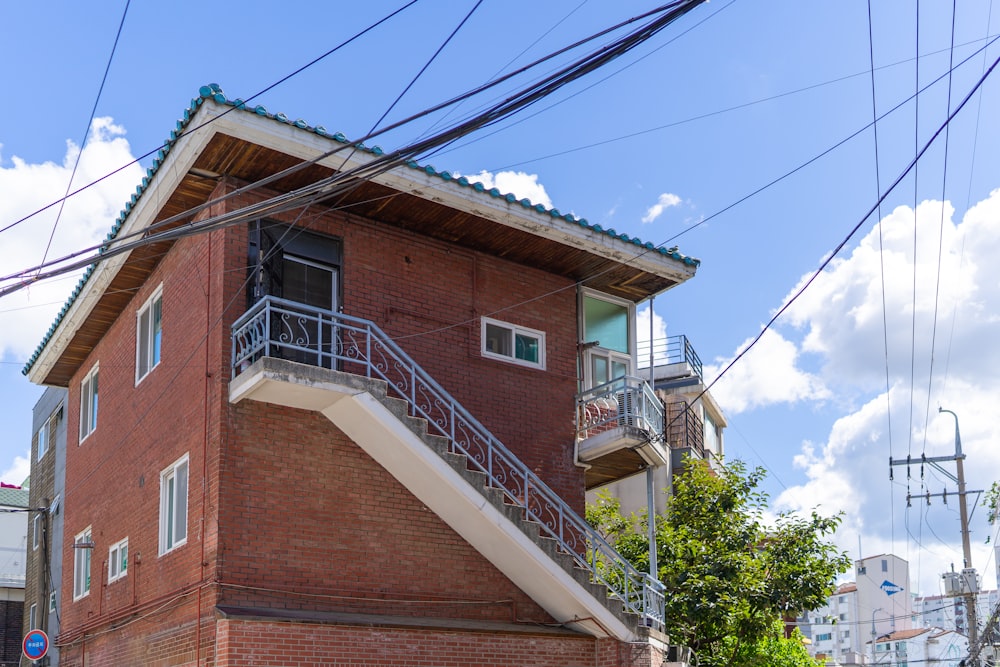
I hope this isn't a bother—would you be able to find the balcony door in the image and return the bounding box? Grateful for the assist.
[249,221,341,367]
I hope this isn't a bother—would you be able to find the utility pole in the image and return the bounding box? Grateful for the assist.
[890,408,982,665]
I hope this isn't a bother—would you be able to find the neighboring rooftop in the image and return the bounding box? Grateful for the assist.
[0,485,29,508]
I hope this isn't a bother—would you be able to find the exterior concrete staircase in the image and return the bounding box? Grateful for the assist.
[229,297,665,642]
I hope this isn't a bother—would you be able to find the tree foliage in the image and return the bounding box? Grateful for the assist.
[587,459,849,667]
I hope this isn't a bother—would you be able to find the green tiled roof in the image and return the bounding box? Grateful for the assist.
[0,485,29,508]
[24,84,699,376]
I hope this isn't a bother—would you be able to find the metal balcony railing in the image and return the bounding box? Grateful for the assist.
[664,400,705,458]
[575,376,664,441]
[232,296,665,631]
[637,335,703,382]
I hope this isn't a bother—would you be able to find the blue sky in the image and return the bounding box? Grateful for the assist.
[2,1,999,597]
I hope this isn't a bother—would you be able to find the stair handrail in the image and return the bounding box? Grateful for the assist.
[232,296,665,630]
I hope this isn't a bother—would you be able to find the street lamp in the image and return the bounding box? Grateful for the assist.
[871,607,883,664]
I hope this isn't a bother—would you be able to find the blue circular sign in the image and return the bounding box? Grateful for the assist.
[23,629,49,660]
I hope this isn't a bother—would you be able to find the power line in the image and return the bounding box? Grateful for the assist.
[0,0,422,238]
[39,0,131,272]
[2,1,708,299]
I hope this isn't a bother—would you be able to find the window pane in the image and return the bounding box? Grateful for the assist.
[152,297,162,365]
[167,476,175,547]
[584,296,630,354]
[514,333,538,363]
[283,256,335,310]
[176,462,188,543]
[592,356,609,386]
[91,371,98,430]
[138,307,150,374]
[485,323,511,356]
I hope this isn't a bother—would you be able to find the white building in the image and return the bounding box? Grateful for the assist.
[809,554,915,665]
[914,589,1000,641]
[0,481,29,666]
[872,627,967,666]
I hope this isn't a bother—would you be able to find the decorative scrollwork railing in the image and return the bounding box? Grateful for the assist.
[575,376,664,442]
[232,296,665,631]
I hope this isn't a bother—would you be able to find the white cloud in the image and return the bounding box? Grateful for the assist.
[746,189,1000,595]
[636,304,669,366]
[641,192,681,224]
[705,328,830,414]
[0,117,142,361]
[0,451,30,487]
[461,169,553,209]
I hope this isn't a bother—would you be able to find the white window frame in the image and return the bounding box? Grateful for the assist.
[79,364,99,442]
[49,590,57,613]
[136,285,163,384]
[73,526,92,601]
[480,317,546,370]
[29,603,37,630]
[159,454,189,555]
[579,288,636,389]
[37,419,48,461]
[32,514,41,550]
[108,537,128,582]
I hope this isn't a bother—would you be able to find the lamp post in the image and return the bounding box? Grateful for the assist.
[939,408,979,665]
[871,607,883,664]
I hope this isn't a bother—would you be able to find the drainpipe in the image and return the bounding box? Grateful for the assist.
[646,295,658,580]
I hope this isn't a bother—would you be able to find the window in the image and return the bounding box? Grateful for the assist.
[481,317,545,370]
[108,538,128,582]
[32,514,41,550]
[159,454,189,555]
[73,527,92,600]
[37,410,58,460]
[29,603,37,630]
[816,633,832,642]
[581,290,635,389]
[839,613,847,621]
[49,591,57,613]
[37,420,48,460]
[841,630,850,639]
[80,364,99,441]
[136,287,163,383]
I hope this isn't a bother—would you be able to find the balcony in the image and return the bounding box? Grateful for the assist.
[638,335,703,386]
[664,399,705,459]
[575,377,667,489]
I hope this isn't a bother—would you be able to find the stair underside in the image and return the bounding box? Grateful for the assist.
[230,356,643,642]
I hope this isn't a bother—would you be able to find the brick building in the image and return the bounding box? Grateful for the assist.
[23,85,699,666]
[21,387,67,666]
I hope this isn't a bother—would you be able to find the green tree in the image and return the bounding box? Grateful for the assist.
[587,459,848,667]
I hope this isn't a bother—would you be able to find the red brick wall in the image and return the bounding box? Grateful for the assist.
[219,184,584,509]
[217,399,554,624]
[56,590,215,667]
[59,223,227,644]
[215,618,599,667]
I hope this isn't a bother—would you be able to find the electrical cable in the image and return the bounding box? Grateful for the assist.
[39,0,130,272]
[420,0,735,166]
[367,0,484,136]
[0,0,422,238]
[1,1,707,298]
[868,0,898,582]
[657,48,1000,463]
